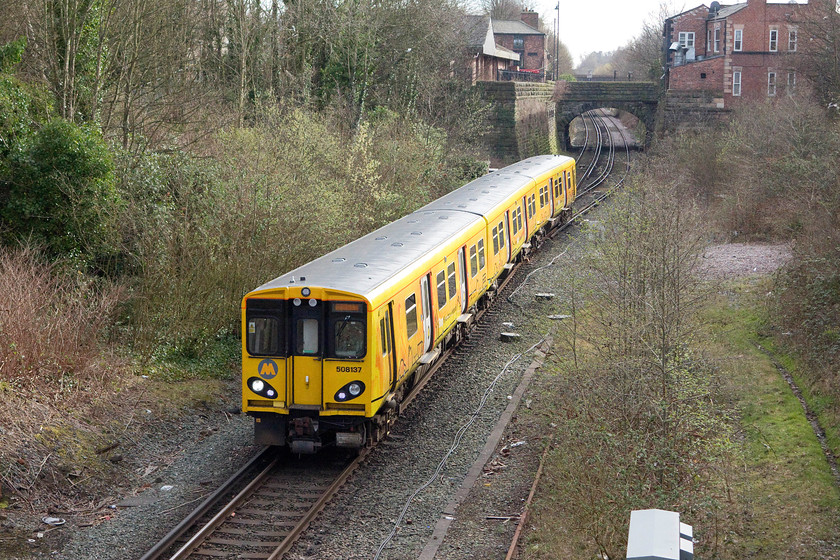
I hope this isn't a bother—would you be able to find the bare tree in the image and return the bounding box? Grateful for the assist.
[796,0,840,106]
[480,0,522,21]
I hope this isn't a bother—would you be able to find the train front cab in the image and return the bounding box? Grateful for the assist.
[242,289,378,454]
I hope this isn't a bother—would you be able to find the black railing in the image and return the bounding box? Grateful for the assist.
[497,69,545,83]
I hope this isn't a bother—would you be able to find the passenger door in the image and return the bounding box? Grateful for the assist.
[457,247,468,313]
[379,305,396,391]
[419,274,433,352]
[290,301,323,408]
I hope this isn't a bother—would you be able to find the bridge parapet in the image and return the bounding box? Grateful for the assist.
[555,81,660,103]
[476,81,557,166]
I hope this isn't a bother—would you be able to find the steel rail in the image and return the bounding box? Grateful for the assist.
[580,109,616,192]
[577,111,602,186]
[168,455,282,559]
[139,445,274,560]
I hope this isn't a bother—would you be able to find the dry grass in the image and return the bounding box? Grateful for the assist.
[0,246,130,507]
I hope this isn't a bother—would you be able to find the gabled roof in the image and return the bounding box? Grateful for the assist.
[665,4,708,22]
[463,14,520,62]
[491,19,544,35]
[464,15,492,48]
[715,3,747,18]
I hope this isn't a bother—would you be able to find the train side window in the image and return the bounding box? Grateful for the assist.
[470,245,478,277]
[436,270,447,309]
[554,176,561,197]
[511,208,519,235]
[518,206,524,231]
[492,226,499,254]
[385,313,392,353]
[380,318,388,356]
[447,262,456,301]
[405,294,418,338]
[529,195,536,217]
[478,239,486,269]
[498,221,506,249]
[296,319,319,355]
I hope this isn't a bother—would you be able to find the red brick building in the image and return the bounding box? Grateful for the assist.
[464,15,521,84]
[664,0,817,107]
[492,11,546,76]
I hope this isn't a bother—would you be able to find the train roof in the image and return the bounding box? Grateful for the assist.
[417,155,574,216]
[251,209,484,299]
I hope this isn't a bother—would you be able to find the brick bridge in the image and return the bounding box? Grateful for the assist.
[555,81,660,151]
[477,80,660,165]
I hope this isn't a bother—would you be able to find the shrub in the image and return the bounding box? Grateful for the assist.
[117,107,479,367]
[1,118,119,264]
[0,245,124,392]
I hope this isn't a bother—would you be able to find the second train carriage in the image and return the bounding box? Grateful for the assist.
[241,155,577,452]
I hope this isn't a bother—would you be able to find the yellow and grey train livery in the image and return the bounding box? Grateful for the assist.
[241,155,577,453]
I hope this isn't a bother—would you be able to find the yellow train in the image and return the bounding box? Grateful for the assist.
[241,155,577,453]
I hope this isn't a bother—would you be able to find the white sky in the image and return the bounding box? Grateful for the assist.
[532,0,809,64]
[532,0,684,63]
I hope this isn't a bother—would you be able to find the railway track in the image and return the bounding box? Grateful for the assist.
[141,446,361,560]
[140,239,529,560]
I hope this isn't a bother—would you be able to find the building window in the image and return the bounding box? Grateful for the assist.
[678,32,695,49]
[788,29,797,52]
[734,28,743,51]
[787,71,796,94]
[769,28,778,52]
[768,71,777,96]
[733,70,742,96]
[513,35,524,49]
[714,28,721,52]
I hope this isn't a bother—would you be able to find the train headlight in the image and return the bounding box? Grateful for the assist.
[301,287,311,297]
[247,377,277,399]
[334,381,365,402]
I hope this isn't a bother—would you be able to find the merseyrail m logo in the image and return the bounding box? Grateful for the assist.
[258,359,279,380]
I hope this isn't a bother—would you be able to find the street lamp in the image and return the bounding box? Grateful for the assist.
[554,2,560,80]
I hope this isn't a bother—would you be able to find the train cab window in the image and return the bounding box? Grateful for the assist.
[248,317,280,355]
[470,245,478,277]
[478,239,486,269]
[447,262,456,301]
[406,294,418,338]
[333,320,364,358]
[437,270,447,309]
[328,302,366,359]
[296,319,319,355]
[246,298,286,356]
[492,226,499,254]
